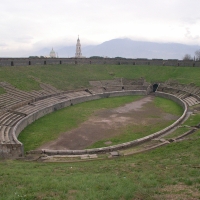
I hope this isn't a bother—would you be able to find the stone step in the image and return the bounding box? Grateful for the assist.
[15,97,67,115]
[0,112,13,124]
[0,114,18,126]
[104,86,123,92]
[0,125,4,143]
[0,125,7,143]
[183,96,200,106]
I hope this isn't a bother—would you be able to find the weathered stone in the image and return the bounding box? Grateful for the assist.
[110,151,120,157]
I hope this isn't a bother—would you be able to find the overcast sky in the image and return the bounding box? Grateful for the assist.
[1,0,200,56]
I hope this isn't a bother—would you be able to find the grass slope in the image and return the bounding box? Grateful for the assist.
[0,65,200,92]
[0,138,199,199]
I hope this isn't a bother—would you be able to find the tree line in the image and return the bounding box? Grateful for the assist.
[183,50,200,61]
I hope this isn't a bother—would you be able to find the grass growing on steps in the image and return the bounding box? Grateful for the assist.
[183,113,200,127]
[188,129,200,139]
[164,126,190,139]
[18,96,143,152]
[0,65,200,92]
[0,87,5,94]
[0,138,199,199]
[164,113,200,139]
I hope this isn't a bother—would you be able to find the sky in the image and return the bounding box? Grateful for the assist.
[0,0,200,57]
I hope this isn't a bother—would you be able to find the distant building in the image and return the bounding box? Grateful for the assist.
[50,48,56,58]
[75,36,82,58]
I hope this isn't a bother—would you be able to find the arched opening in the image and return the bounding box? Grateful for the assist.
[44,61,46,65]
[133,62,135,65]
[177,63,180,66]
[193,63,195,67]
[60,60,62,65]
[29,61,31,65]
[11,61,14,66]
[118,62,121,65]
[90,61,91,64]
[153,84,158,92]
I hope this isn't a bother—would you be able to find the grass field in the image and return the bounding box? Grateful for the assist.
[0,137,199,199]
[0,65,200,93]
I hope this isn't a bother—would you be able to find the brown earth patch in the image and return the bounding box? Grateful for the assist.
[38,96,179,150]
[154,183,200,200]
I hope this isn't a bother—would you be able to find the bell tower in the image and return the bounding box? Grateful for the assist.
[75,35,82,58]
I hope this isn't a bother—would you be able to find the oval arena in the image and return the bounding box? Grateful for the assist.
[0,75,199,159]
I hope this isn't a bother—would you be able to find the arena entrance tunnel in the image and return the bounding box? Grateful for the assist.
[153,84,158,92]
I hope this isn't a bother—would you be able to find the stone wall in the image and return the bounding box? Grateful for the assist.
[0,58,198,67]
[0,144,23,158]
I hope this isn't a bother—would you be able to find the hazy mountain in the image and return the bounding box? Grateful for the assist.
[35,38,200,59]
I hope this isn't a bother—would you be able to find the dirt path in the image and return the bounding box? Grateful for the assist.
[38,96,178,150]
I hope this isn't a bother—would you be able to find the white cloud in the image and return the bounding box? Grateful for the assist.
[0,0,200,56]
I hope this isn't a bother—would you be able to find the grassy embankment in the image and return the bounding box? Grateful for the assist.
[0,65,200,93]
[18,96,183,152]
[0,136,199,199]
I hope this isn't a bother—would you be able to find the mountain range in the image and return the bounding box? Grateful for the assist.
[34,38,200,60]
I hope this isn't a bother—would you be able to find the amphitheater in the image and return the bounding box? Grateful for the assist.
[0,63,200,159]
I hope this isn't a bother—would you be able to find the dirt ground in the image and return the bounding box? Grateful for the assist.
[38,96,178,150]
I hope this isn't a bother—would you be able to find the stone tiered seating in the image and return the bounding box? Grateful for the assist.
[0,82,35,100]
[15,97,66,115]
[0,81,66,113]
[2,78,184,158]
[157,81,200,107]
[89,78,150,94]
[0,93,25,114]
[39,83,63,95]
[14,91,91,116]
[183,96,200,106]
[0,82,66,150]
[0,111,26,144]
